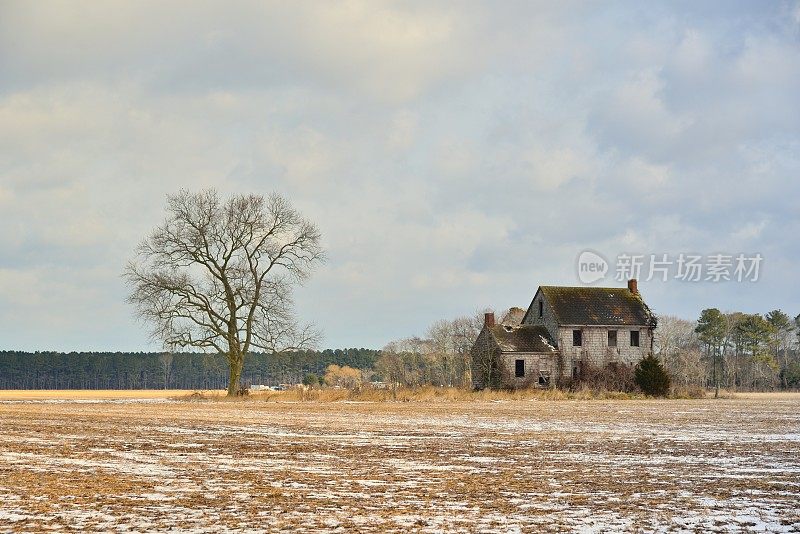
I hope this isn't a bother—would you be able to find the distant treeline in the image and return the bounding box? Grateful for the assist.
[657,309,800,391]
[0,349,379,390]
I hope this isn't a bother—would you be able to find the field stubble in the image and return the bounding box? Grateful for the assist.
[0,393,798,532]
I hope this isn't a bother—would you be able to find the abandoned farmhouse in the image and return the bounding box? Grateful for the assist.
[471,279,656,389]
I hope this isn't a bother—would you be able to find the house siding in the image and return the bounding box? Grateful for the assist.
[498,352,557,388]
[557,326,652,378]
[470,326,558,390]
[522,289,560,345]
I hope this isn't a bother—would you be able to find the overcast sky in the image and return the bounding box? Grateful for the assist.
[1,1,799,352]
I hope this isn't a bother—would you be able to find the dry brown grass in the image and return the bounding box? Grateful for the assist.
[731,391,800,400]
[252,385,700,402]
[245,386,629,402]
[0,395,797,531]
[0,389,224,400]
[13,386,800,403]
[7,387,800,404]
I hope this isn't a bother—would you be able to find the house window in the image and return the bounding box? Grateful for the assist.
[538,300,543,318]
[538,371,550,386]
[608,330,617,347]
[572,329,582,347]
[630,330,640,347]
[515,359,525,378]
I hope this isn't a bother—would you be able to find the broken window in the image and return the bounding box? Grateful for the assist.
[608,330,617,347]
[572,329,582,346]
[538,371,550,386]
[630,330,640,347]
[515,359,525,378]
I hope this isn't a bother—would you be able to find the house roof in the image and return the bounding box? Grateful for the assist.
[488,324,557,353]
[537,286,654,326]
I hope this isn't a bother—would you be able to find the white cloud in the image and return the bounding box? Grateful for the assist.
[0,1,798,350]
[521,147,593,191]
[731,220,769,242]
[672,29,712,77]
[254,126,341,191]
[0,1,483,103]
[594,69,691,153]
[735,35,800,89]
[616,157,670,191]
[386,110,419,152]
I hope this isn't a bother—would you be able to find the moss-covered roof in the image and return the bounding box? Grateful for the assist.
[488,324,557,353]
[539,286,654,326]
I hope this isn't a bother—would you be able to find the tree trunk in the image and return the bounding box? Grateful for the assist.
[227,354,244,396]
[715,348,720,398]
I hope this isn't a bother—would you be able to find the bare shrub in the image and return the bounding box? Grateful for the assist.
[185,391,208,401]
[570,361,637,393]
[324,365,363,390]
[178,390,222,401]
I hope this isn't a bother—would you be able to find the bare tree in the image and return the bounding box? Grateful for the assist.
[125,189,324,396]
[375,344,406,398]
[654,315,697,363]
[381,308,491,390]
[451,315,480,388]
[324,365,362,390]
[426,320,456,387]
[159,350,174,389]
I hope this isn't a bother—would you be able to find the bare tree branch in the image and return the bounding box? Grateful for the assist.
[124,189,325,396]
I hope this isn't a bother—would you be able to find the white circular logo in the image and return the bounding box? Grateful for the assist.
[576,250,608,284]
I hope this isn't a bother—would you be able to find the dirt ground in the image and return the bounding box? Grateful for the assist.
[0,395,798,532]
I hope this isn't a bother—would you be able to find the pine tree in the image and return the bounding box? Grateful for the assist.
[635,355,671,397]
[696,308,726,398]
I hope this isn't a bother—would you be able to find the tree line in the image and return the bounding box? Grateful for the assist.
[657,309,800,392]
[373,310,491,389]
[373,307,800,392]
[0,349,379,390]
[3,309,798,392]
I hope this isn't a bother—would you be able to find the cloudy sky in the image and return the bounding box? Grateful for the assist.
[1,1,799,352]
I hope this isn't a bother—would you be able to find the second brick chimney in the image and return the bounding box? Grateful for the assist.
[484,312,495,328]
[627,278,638,295]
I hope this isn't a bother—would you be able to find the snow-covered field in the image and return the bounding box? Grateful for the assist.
[0,396,798,532]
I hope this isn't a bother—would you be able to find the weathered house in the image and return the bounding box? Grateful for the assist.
[471,314,558,390]
[471,279,656,389]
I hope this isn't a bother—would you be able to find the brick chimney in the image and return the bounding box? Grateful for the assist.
[484,312,495,328]
[627,278,638,295]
